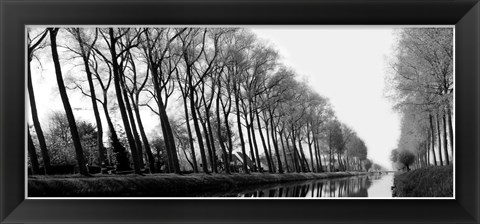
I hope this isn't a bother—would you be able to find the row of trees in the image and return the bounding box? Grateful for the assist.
[28,27,373,176]
[28,112,170,174]
[387,28,453,170]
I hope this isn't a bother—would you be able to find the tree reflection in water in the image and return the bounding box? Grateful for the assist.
[238,174,389,198]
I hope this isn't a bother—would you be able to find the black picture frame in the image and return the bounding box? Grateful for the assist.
[1,0,479,223]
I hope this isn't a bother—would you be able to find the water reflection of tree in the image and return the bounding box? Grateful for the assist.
[237,175,382,197]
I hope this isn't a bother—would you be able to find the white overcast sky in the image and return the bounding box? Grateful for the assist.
[29,26,407,169]
[251,26,401,168]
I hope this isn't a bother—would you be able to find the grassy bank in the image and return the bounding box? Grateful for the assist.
[29,172,364,197]
[393,165,453,197]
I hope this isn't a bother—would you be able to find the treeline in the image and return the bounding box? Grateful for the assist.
[387,28,453,170]
[28,27,372,176]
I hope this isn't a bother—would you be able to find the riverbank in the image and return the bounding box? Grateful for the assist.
[29,171,365,197]
[392,165,453,197]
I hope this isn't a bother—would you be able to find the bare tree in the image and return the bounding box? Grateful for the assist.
[27,28,51,174]
[48,28,89,176]
[67,28,108,166]
[142,27,185,173]
[104,28,143,174]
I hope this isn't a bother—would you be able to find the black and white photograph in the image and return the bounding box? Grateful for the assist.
[26,26,454,198]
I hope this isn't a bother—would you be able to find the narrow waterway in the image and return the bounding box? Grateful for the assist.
[230,173,394,198]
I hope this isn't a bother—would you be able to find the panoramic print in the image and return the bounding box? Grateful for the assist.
[26,26,453,198]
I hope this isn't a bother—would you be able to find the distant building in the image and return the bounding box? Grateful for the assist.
[231,151,269,172]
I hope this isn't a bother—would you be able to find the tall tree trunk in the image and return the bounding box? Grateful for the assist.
[245,117,257,172]
[285,134,295,172]
[27,129,40,175]
[181,94,198,173]
[442,111,449,165]
[197,109,213,172]
[429,114,437,166]
[159,116,173,172]
[107,28,141,175]
[291,133,300,172]
[292,133,303,173]
[150,75,180,173]
[279,131,290,172]
[306,127,315,172]
[189,85,209,173]
[161,104,181,173]
[224,112,233,164]
[265,120,276,173]
[206,112,218,173]
[27,63,51,174]
[49,28,88,176]
[329,130,333,172]
[234,88,249,174]
[250,120,262,172]
[345,155,349,171]
[447,106,454,162]
[338,153,344,171]
[196,108,211,171]
[271,127,283,173]
[314,134,323,172]
[241,101,257,172]
[101,96,129,170]
[122,84,144,169]
[435,113,444,166]
[296,141,307,172]
[269,111,283,173]
[256,110,272,172]
[216,88,230,174]
[220,103,234,163]
[133,104,155,172]
[75,31,107,166]
[298,139,309,172]
[249,104,262,172]
[337,153,342,170]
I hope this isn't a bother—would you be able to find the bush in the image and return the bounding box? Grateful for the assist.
[393,165,453,197]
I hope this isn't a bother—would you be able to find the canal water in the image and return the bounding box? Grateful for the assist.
[229,173,395,198]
